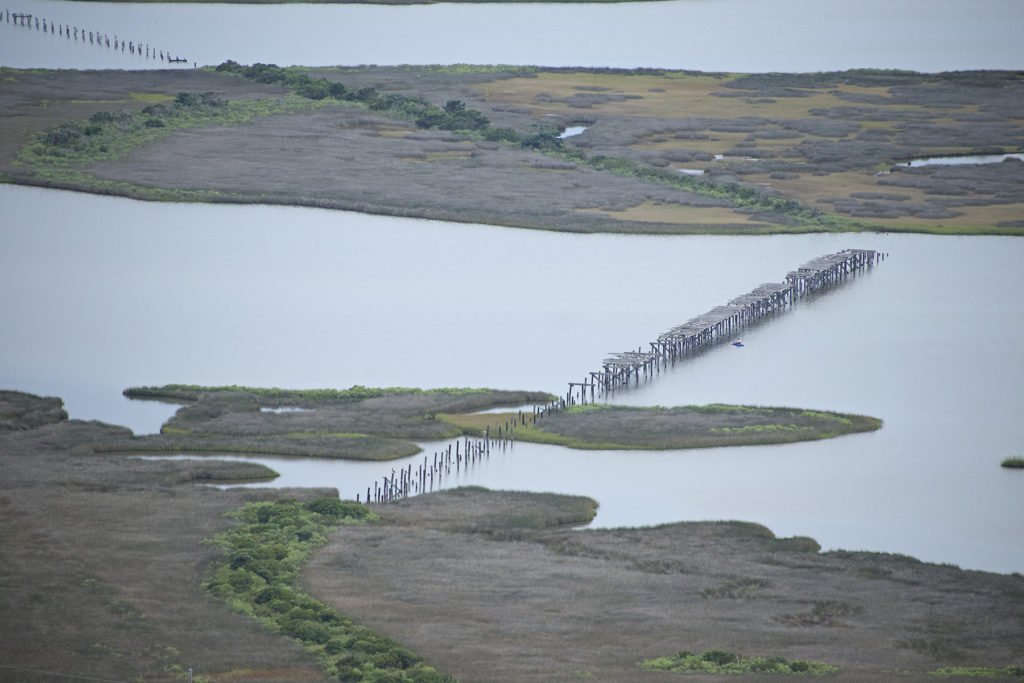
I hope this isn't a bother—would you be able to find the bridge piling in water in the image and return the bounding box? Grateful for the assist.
[594,249,884,395]
[363,250,884,503]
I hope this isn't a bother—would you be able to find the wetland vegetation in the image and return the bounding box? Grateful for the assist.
[2,388,1023,681]
[75,385,882,458]
[3,65,1022,235]
[440,403,881,450]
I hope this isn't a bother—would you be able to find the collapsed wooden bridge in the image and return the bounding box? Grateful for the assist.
[578,248,884,400]
[366,248,885,503]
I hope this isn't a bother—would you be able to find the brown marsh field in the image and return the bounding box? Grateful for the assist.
[2,389,1023,682]
[3,63,1024,681]
[1,66,1022,234]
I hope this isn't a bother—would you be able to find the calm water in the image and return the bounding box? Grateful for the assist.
[2,0,1023,573]
[3,184,1023,573]
[2,0,1023,72]
[909,153,1024,167]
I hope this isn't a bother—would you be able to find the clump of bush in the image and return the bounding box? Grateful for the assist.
[1000,457,1024,469]
[216,61,491,135]
[640,649,839,675]
[204,498,454,682]
[21,92,234,166]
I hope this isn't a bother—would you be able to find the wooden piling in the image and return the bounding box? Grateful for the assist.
[592,249,880,394]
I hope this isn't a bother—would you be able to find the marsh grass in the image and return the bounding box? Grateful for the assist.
[15,92,322,169]
[441,404,881,450]
[108,385,553,461]
[4,67,1023,235]
[930,666,1024,678]
[773,600,862,627]
[640,649,839,675]
[203,498,455,682]
[308,491,1024,682]
[6,385,1024,683]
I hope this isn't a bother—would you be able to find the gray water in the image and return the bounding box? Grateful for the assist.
[2,0,1023,574]
[908,153,1024,167]
[2,0,1023,72]
[3,184,1023,573]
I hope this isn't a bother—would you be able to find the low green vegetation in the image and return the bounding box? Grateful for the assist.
[213,61,849,230]
[98,385,553,461]
[16,90,320,169]
[1000,457,1024,468]
[440,403,881,450]
[124,383,492,405]
[930,666,1024,678]
[12,87,328,199]
[640,649,839,675]
[216,61,491,132]
[205,497,454,682]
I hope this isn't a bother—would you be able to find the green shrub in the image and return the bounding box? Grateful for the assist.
[642,649,838,675]
[43,123,83,147]
[334,664,363,682]
[285,620,332,644]
[1000,457,1024,468]
[373,646,421,669]
[307,497,372,520]
[204,499,450,680]
[254,585,287,604]
[407,668,457,683]
[702,649,737,665]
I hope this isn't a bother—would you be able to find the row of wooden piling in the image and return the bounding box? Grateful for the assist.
[359,399,579,503]
[572,249,885,400]
[362,249,885,502]
[4,9,190,65]
[359,431,498,504]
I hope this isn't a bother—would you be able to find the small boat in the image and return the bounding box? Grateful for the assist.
[732,339,744,347]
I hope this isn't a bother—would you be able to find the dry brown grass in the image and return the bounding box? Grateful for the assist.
[477,72,924,121]
[2,391,1023,682]
[577,201,766,225]
[4,67,1022,235]
[306,489,1024,682]
[473,70,1024,232]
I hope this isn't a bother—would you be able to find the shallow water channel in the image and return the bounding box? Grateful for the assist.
[4,185,1022,573]
[907,153,1024,167]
